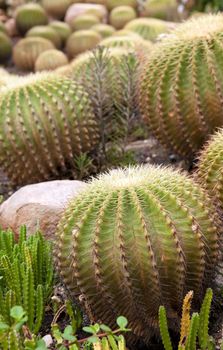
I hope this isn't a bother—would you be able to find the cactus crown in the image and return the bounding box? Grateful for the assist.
[56,165,219,341]
[139,13,223,159]
[0,72,99,185]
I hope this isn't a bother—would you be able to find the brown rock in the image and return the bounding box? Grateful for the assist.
[0,180,87,240]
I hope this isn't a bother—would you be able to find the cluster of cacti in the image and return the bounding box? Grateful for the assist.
[109,6,137,30]
[35,49,68,72]
[124,18,172,41]
[0,73,99,185]
[55,165,219,341]
[139,14,223,160]
[66,29,102,57]
[15,3,48,34]
[0,227,53,333]
[196,128,223,209]
[13,37,54,70]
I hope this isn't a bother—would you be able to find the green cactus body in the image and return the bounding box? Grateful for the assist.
[124,18,172,42]
[49,21,72,44]
[70,14,100,32]
[41,0,73,19]
[91,24,115,38]
[100,35,152,51]
[55,166,219,340]
[139,14,223,160]
[197,128,223,208]
[13,37,55,71]
[141,0,178,21]
[0,73,99,185]
[109,6,137,30]
[35,49,68,72]
[26,25,62,49]
[107,0,137,10]
[15,3,48,34]
[66,30,102,57]
[0,32,12,62]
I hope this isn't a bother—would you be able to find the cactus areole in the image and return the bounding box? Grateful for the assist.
[139,14,223,160]
[56,165,219,341]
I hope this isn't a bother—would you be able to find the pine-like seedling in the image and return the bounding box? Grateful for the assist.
[55,165,219,341]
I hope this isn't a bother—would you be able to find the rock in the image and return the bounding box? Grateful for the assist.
[65,3,108,25]
[0,180,87,240]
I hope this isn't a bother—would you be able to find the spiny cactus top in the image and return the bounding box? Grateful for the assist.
[0,73,99,186]
[197,128,223,206]
[139,14,223,160]
[55,165,219,341]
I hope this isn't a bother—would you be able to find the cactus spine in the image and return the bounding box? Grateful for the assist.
[0,73,99,185]
[55,165,219,341]
[139,14,223,160]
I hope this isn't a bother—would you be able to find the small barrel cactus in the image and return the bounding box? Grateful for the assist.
[70,14,100,31]
[66,30,102,57]
[0,32,12,62]
[15,3,48,34]
[100,35,152,51]
[35,49,68,72]
[55,165,219,340]
[91,23,115,38]
[49,21,71,45]
[13,37,54,71]
[140,0,178,21]
[197,128,223,207]
[41,0,73,19]
[0,73,99,185]
[26,25,62,49]
[139,14,223,160]
[109,6,137,30]
[124,18,172,42]
[107,0,138,10]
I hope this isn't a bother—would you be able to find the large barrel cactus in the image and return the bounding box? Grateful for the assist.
[55,165,220,341]
[139,14,223,160]
[197,128,223,207]
[0,73,99,186]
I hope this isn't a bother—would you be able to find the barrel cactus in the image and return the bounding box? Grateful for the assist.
[107,0,137,10]
[41,0,73,19]
[124,18,173,42]
[197,128,223,207]
[139,14,223,160]
[26,25,62,49]
[139,0,178,21]
[55,165,219,341]
[49,21,71,45]
[0,32,12,62]
[35,49,68,72]
[91,23,115,38]
[15,3,48,34]
[66,30,102,57]
[109,6,137,30]
[13,37,54,71]
[0,73,99,185]
[70,14,100,31]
